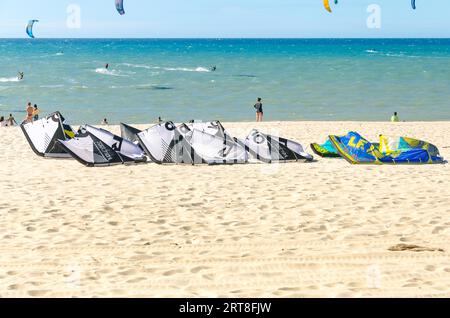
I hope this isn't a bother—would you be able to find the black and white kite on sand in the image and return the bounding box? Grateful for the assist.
[58,125,147,167]
[178,123,248,164]
[241,129,314,163]
[21,111,76,158]
[137,121,206,165]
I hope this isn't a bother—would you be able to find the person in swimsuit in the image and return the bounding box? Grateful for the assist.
[7,114,17,126]
[0,116,5,127]
[254,97,263,122]
[33,104,40,121]
[25,102,34,123]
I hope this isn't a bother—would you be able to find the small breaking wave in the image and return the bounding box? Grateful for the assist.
[122,64,211,73]
[161,66,211,73]
[40,84,64,88]
[365,50,419,58]
[95,68,127,77]
[0,77,20,83]
[122,63,152,69]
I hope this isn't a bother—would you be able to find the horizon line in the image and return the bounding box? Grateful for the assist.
[2,37,450,40]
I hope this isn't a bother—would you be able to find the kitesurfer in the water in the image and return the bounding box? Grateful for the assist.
[105,63,109,70]
[211,66,217,72]
[17,72,24,80]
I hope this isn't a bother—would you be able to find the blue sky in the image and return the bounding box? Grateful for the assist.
[1,0,450,38]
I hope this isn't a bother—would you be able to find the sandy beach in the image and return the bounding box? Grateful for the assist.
[0,120,449,298]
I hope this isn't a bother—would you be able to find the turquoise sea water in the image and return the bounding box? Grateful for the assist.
[0,39,449,124]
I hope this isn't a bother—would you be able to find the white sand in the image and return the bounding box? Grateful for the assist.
[0,121,449,297]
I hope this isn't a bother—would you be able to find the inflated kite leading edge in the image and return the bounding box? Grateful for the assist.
[26,20,39,38]
[115,0,125,15]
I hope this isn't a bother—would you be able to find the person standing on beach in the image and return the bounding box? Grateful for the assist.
[7,114,17,126]
[254,98,263,122]
[0,116,5,127]
[25,102,34,123]
[33,104,40,121]
[391,112,399,122]
[101,118,109,125]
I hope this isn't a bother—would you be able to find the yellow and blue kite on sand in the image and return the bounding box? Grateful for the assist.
[312,132,444,164]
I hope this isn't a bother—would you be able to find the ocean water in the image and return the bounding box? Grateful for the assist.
[0,38,449,124]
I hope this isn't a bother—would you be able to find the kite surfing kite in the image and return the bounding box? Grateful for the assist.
[312,132,444,164]
[411,0,416,10]
[323,0,339,13]
[26,20,39,38]
[115,0,125,15]
[21,112,76,158]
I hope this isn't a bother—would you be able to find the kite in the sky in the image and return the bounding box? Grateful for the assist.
[323,0,339,13]
[26,20,39,38]
[115,0,125,15]
[411,0,416,10]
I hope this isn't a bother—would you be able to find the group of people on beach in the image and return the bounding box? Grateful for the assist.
[0,103,40,128]
[0,114,18,127]
[24,102,40,123]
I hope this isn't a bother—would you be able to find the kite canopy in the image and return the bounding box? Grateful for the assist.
[79,125,147,163]
[411,0,416,10]
[58,133,133,167]
[323,0,332,13]
[242,129,313,163]
[21,111,76,158]
[179,123,248,165]
[26,20,39,38]
[137,122,205,165]
[115,0,125,15]
[120,123,142,144]
[323,0,338,13]
[328,132,444,164]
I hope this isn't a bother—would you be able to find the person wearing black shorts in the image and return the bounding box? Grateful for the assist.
[254,97,263,122]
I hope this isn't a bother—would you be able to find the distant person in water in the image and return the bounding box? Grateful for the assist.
[254,98,264,122]
[7,114,17,127]
[17,72,24,80]
[211,66,217,72]
[391,112,400,122]
[33,104,40,121]
[105,63,109,70]
[101,118,108,125]
[25,102,34,123]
